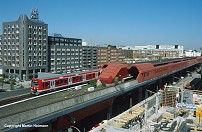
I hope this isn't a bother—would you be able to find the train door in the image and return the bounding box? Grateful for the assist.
[95,72,98,78]
[68,77,72,85]
[83,74,86,81]
[50,81,55,89]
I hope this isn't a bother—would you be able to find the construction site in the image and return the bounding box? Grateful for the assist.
[91,83,202,132]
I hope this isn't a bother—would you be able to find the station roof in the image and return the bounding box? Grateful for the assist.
[128,63,154,71]
[99,63,128,83]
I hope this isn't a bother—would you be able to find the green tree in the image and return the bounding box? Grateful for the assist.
[9,76,15,90]
[102,82,106,87]
[19,84,24,89]
[0,78,4,89]
[114,77,119,86]
[89,79,96,87]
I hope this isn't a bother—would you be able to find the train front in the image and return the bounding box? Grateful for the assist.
[30,78,42,95]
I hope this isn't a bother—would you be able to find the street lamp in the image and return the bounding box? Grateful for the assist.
[68,126,81,132]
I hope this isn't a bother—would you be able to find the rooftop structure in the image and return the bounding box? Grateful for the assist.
[30,9,39,20]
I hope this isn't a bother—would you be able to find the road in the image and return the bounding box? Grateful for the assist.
[1,80,30,91]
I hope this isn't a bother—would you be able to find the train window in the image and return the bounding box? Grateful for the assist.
[31,81,38,86]
[92,73,95,78]
[56,80,59,85]
[43,82,50,87]
[45,82,49,86]
[60,79,64,84]
[72,77,75,81]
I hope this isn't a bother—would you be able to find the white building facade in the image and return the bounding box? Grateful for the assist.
[184,50,201,57]
[120,45,184,59]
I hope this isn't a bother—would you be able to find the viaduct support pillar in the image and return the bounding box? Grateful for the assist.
[138,87,143,102]
[107,106,112,120]
[158,79,163,90]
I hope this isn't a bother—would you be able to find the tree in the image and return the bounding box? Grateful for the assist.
[90,79,96,87]
[19,84,24,89]
[9,76,15,90]
[114,77,119,86]
[102,82,106,87]
[0,78,3,89]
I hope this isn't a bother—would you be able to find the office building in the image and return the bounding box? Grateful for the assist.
[0,34,2,67]
[122,49,133,59]
[48,34,82,73]
[97,45,125,67]
[2,10,48,80]
[82,46,97,69]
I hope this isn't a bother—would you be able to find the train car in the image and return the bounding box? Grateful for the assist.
[31,69,102,95]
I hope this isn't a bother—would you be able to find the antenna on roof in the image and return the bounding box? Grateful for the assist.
[30,9,39,20]
[30,0,39,20]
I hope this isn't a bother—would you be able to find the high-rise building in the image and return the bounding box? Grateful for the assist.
[82,46,97,69]
[122,49,133,59]
[97,45,125,67]
[2,11,48,80]
[48,35,83,73]
[0,34,2,67]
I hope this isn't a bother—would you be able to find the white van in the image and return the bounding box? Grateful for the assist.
[88,87,94,92]
[75,85,82,90]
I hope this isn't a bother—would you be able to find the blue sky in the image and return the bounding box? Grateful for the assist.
[0,0,202,50]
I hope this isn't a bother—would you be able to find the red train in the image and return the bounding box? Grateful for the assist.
[31,57,202,95]
[99,57,202,84]
[31,69,102,95]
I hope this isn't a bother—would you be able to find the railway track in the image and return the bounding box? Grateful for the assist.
[0,83,87,109]
[0,94,34,107]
